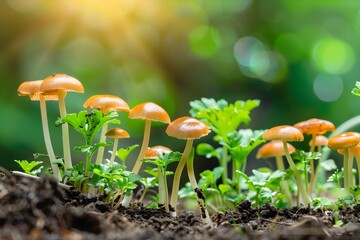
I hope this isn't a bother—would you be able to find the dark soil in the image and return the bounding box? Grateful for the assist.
[1,168,360,240]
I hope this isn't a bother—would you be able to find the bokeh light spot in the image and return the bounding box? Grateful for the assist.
[313,73,343,102]
[188,25,221,59]
[312,38,355,74]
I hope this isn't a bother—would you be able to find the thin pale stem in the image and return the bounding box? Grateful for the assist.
[109,138,118,166]
[221,148,228,184]
[158,168,166,206]
[169,139,193,217]
[95,124,108,165]
[356,156,360,186]
[283,140,311,205]
[310,145,323,194]
[309,134,316,194]
[344,149,349,191]
[186,147,212,225]
[348,152,354,189]
[58,91,72,169]
[39,96,61,181]
[132,120,151,174]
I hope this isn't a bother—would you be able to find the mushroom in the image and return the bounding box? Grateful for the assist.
[40,74,84,170]
[83,94,130,164]
[166,116,212,225]
[294,118,335,192]
[17,80,61,181]
[262,125,311,205]
[145,145,172,212]
[129,102,171,174]
[256,140,295,206]
[105,128,130,166]
[309,135,329,192]
[328,132,359,191]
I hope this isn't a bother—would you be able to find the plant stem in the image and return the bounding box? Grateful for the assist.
[39,96,61,181]
[109,138,118,166]
[132,120,151,174]
[58,90,72,169]
[283,140,311,205]
[95,124,108,164]
[221,148,228,184]
[169,139,193,217]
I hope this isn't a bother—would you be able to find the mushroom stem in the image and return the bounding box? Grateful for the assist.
[158,168,168,211]
[109,138,118,166]
[275,155,293,206]
[58,90,72,170]
[132,119,151,174]
[39,96,61,181]
[169,139,193,217]
[347,151,354,190]
[355,155,360,186]
[282,140,311,205]
[95,124,109,165]
[186,148,213,225]
[309,134,316,193]
[343,149,349,190]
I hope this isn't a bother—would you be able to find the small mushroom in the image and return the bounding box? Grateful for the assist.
[256,140,295,206]
[166,116,212,225]
[17,80,61,181]
[294,118,335,192]
[83,94,130,164]
[263,125,311,205]
[40,74,84,170]
[145,145,172,212]
[328,132,359,191]
[129,102,170,174]
[105,128,130,166]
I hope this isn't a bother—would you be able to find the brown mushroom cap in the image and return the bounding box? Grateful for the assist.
[294,118,335,135]
[83,94,130,114]
[256,140,296,159]
[328,133,359,150]
[166,117,210,140]
[129,102,170,124]
[145,145,172,159]
[263,125,304,142]
[105,128,130,139]
[17,80,58,101]
[40,73,84,94]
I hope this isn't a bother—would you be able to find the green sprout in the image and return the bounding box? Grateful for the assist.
[14,160,43,176]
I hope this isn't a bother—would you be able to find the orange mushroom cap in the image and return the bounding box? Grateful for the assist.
[256,140,296,159]
[294,118,335,135]
[166,117,210,140]
[83,94,130,114]
[311,135,328,147]
[17,80,58,101]
[145,145,172,159]
[328,132,359,150]
[129,102,170,124]
[263,125,304,142]
[40,73,84,95]
[105,128,130,139]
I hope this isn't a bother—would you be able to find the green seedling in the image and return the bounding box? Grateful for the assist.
[190,98,260,184]
[116,144,139,166]
[138,176,158,203]
[14,160,43,176]
[56,109,120,173]
[143,151,181,212]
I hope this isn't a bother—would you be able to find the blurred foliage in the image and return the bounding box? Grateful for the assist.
[2,0,360,171]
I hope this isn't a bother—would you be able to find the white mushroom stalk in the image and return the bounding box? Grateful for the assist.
[58,90,72,169]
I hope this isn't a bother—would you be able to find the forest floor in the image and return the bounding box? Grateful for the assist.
[1,167,360,240]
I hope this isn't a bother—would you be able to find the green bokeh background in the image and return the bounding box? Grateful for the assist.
[2,0,360,173]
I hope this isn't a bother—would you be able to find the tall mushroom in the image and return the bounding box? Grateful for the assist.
[330,132,360,190]
[121,102,170,207]
[105,128,130,166]
[294,118,335,193]
[40,74,84,170]
[256,140,295,206]
[129,102,171,174]
[262,125,311,205]
[83,94,130,164]
[17,80,61,181]
[166,117,212,225]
